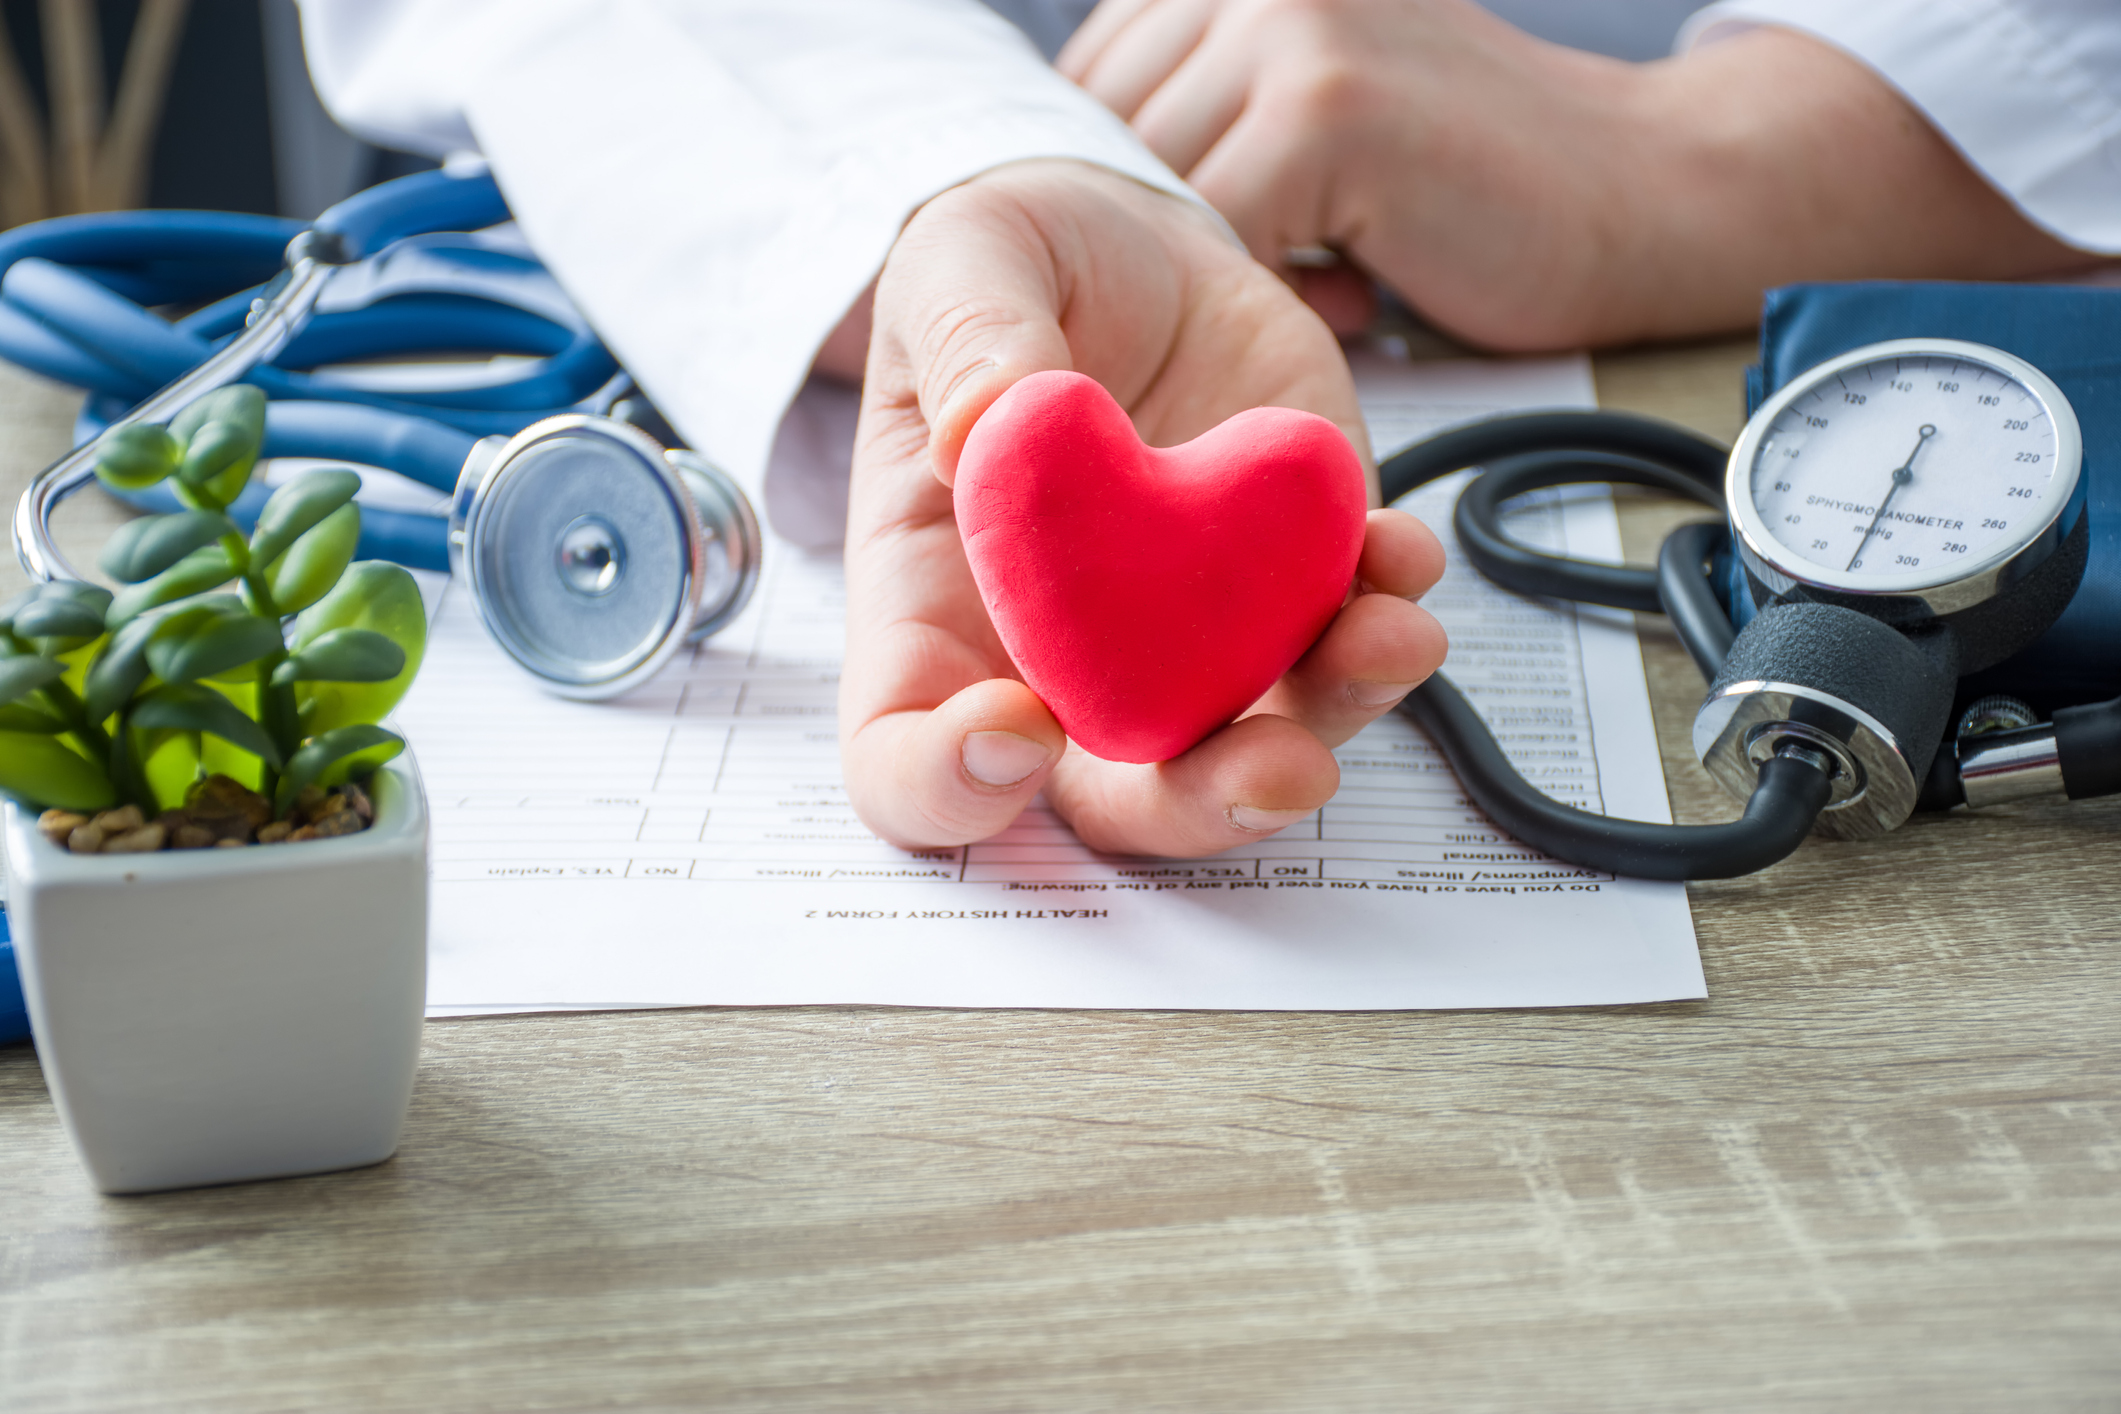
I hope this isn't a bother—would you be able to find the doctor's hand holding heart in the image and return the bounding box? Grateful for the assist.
[841,159,1446,857]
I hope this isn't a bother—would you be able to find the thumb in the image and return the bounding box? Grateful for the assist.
[874,180,1077,487]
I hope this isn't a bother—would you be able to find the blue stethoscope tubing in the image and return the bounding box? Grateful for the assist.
[0,168,620,571]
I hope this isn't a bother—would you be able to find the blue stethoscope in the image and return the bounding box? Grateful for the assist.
[5,165,760,698]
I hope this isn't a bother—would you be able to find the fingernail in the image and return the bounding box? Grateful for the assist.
[1350,680,1419,707]
[1227,805,1313,835]
[962,730,1049,788]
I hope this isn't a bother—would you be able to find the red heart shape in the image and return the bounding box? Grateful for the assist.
[956,370,1368,763]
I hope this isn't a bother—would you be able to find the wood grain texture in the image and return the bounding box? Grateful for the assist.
[3,344,2117,1413]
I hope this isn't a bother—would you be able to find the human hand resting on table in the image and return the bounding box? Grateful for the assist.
[1060,0,2093,348]
[842,159,1446,855]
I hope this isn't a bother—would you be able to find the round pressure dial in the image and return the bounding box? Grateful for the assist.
[1728,338,2082,610]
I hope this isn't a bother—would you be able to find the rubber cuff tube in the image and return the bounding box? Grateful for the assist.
[1657,520,1738,680]
[1396,673,1834,881]
[1452,449,1726,613]
[1379,409,1727,506]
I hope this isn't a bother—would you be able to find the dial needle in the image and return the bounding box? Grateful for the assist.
[1847,423,1936,571]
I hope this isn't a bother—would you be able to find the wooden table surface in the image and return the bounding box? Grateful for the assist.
[3,345,2116,1414]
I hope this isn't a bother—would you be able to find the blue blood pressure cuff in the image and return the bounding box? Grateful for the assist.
[1738,280,2121,712]
[0,912,23,1047]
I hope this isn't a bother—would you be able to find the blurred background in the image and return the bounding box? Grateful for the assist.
[0,0,426,229]
[0,1,1715,232]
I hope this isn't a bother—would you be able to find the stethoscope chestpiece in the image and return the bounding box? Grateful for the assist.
[449,415,760,699]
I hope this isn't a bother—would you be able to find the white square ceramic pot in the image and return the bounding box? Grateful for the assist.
[4,754,428,1194]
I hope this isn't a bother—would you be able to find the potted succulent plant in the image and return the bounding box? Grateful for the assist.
[0,385,431,1193]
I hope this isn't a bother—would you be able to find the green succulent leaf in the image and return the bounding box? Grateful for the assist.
[83,607,181,723]
[170,383,264,445]
[248,468,362,567]
[44,579,114,612]
[171,386,266,510]
[12,582,110,650]
[275,723,401,814]
[100,510,235,585]
[270,627,405,687]
[258,501,360,616]
[137,595,244,640]
[106,544,237,628]
[176,418,253,487]
[0,586,37,632]
[292,562,427,731]
[0,653,64,707]
[93,422,182,492]
[0,702,65,732]
[13,589,109,643]
[0,731,115,812]
[131,682,283,768]
[144,606,284,685]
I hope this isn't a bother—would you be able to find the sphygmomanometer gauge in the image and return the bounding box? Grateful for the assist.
[1729,337,2084,614]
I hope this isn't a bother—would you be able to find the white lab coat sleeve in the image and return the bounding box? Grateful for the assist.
[1679,0,2121,256]
[293,0,1205,525]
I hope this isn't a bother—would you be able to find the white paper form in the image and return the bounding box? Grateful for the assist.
[404,349,1701,1014]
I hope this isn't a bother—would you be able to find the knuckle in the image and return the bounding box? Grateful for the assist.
[1287,56,1378,129]
[1249,0,1353,25]
[913,301,1018,395]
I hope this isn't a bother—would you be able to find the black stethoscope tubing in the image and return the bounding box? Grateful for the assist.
[1379,411,1841,881]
